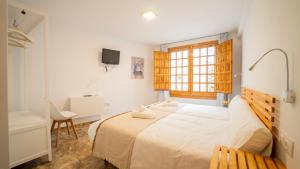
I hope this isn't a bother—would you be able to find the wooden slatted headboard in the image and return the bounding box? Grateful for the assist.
[208,88,283,169]
[241,87,277,135]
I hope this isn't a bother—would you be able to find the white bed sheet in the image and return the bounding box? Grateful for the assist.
[89,103,231,169]
[130,104,231,169]
[149,102,185,113]
[88,120,102,142]
[88,101,185,143]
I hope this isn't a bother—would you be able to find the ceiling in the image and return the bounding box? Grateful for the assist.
[17,0,244,45]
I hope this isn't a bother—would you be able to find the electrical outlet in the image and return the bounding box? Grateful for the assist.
[280,132,295,157]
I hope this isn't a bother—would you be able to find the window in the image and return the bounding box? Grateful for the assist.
[153,40,232,99]
[169,41,218,99]
[170,50,189,92]
[192,47,216,93]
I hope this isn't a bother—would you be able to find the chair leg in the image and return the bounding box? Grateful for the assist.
[51,120,56,133]
[65,121,70,135]
[70,119,78,139]
[56,122,61,147]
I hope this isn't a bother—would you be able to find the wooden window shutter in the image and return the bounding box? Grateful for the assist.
[215,39,232,93]
[153,51,170,90]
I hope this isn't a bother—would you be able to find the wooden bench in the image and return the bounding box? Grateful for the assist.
[209,145,286,169]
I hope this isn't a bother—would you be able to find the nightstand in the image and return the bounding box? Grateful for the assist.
[209,145,286,169]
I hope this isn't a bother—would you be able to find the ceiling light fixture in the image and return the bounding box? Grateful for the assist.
[142,11,157,20]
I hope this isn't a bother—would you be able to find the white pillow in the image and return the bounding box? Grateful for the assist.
[229,95,273,156]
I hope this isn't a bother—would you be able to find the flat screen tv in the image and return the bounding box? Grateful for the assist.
[102,48,120,65]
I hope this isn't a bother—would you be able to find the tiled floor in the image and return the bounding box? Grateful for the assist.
[13,123,117,169]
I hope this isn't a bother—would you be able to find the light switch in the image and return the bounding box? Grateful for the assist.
[280,132,295,157]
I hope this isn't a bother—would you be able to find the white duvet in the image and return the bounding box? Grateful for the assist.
[130,104,231,169]
[89,103,231,169]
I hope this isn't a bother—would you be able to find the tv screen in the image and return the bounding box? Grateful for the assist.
[102,48,120,65]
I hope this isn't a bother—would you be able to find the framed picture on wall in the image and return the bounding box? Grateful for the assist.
[131,57,144,79]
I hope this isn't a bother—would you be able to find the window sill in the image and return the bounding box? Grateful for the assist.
[170,92,217,100]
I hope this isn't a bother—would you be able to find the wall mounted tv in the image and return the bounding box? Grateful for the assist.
[102,48,120,65]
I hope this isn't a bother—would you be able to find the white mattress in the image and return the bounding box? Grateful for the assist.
[9,111,47,133]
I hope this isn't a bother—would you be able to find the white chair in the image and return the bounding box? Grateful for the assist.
[50,101,78,147]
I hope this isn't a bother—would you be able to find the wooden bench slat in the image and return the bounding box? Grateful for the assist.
[254,155,268,169]
[246,152,258,169]
[209,145,221,169]
[237,150,247,169]
[209,145,286,169]
[274,158,286,169]
[220,146,228,169]
[229,148,237,169]
[265,157,278,169]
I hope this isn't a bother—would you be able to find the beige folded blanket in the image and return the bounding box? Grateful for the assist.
[92,111,172,169]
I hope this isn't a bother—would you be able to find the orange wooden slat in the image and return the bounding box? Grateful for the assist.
[209,145,221,169]
[153,51,170,91]
[242,87,276,104]
[251,100,274,121]
[251,89,276,104]
[251,94,275,113]
[209,145,286,169]
[241,87,276,134]
[215,40,232,94]
[229,148,237,169]
[246,152,258,169]
[237,150,247,169]
[265,157,278,169]
[220,146,228,169]
[255,155,268,169]
[274,158,286,169]
[250,104,274,130]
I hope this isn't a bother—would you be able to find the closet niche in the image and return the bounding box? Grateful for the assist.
[7,2,52,168]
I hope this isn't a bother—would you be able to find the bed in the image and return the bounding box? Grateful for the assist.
[89,88,276,169]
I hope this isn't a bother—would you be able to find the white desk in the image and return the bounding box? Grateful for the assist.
[70,95,108,123]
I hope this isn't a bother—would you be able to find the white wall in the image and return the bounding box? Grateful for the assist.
[46,21,158,114]
[0,0,9,168]
[228,32,242,100]
[240,0,300,168]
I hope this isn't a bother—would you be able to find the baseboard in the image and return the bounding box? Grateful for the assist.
[10,151,48,168]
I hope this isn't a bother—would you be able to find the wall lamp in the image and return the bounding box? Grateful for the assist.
[249,48,296,103]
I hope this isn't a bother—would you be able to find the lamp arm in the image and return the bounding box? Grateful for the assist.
[249,48,290,91]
